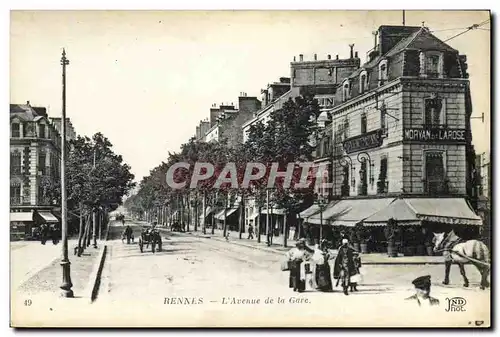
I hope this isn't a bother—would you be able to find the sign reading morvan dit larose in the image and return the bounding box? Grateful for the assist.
[403,128,467,143]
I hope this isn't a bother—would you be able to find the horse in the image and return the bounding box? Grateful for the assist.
[433,230,490,290]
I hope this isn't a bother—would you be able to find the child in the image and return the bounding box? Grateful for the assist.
[349,253,362,292]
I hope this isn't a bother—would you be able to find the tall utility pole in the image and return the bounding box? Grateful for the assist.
[60,48,73,298]
[92,147,98,248]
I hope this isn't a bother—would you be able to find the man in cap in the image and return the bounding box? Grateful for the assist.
[405,275,440,306]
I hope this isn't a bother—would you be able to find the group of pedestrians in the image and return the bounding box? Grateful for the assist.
[37,224,59,245]
[283,237,362,295]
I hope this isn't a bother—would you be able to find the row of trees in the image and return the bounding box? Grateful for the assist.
[125,95,323,245]
[48,132,135,255]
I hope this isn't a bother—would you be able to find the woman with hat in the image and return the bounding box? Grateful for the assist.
[311,240,333,292]
[284,238,313,292]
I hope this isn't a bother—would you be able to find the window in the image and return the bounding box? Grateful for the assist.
[39,124,46,139]
[380,104,387,132]
[361,113,367,134]
[343,117,349,139]
[11,151,21,174]
[10,185,21,205]
[426,55,440,77]
[359,71,368,93]
[377,156,388,194]
[378,60,388,86]
[38,152,46,174]
[11,123,20,137]
[424,151,447,195]
[341,166,350,197]
[424,96,445,127]
[358,161,368,196]
[342,81,350,102]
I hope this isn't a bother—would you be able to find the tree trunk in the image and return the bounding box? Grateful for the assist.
[283,211,288,248]
[194,194,198,232]
[202,192,207,234]
[187,194,191,232]
[239,193,244,239]
[77,202,85,256]
[266,189,270,246]
[85,213,92,248]
[223,207,228,238]
[257,205,262,243]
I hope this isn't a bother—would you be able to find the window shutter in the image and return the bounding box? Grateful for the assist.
[419,52,426,76]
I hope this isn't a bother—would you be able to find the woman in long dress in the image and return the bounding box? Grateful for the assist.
[285,238,312,292]
[312,242,333,292]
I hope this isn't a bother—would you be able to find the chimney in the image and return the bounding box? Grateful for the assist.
[327,54,331,60]
[336,55,339,60]
[349,44,355,59]
[314,54,317,61]
[293,56,296,62]
[355,51,358,59]
[26,100,30,105]
[299,54,303,61]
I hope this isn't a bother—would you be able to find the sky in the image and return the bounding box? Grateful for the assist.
[10,10,491,183]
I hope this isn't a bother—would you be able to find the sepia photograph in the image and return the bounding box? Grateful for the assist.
[8,9,492,328]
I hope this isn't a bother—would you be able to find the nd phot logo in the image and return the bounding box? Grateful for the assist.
[445,297,467,312]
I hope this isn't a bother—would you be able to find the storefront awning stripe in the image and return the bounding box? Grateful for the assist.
[362,199,418,225]
[299,204,320,218]
[38,212,59,223]
[215,208,238,220]
[406,198,482,226]
[308,198,395,226]
[10,212,33,222]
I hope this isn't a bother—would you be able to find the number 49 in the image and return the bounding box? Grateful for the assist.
[24,299,32,306]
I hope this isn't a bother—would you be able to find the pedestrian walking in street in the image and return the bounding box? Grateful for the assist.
[312,241,333,292]
[247,224,254,240]
[349,252,362,292]
[333,238,357,296]
[283,238,313,293]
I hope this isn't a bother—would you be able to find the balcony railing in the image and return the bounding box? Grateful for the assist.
[424,179,449,195]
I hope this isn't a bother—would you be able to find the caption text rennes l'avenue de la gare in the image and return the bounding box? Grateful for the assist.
[163,297,311,305]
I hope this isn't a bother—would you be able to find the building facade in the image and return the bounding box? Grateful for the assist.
[302,25,482,254]
[10,103,66,239]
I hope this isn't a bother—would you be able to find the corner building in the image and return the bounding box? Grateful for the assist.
[307,25,482,255]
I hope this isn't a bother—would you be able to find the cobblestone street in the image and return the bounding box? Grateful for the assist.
[91,221,491,327]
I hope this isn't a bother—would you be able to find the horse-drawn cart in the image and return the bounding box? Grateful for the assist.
[138,226,162,253]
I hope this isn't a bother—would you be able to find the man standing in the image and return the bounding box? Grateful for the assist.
[247,224,254,240]
[405,275,440,307]
[333,238,357,295]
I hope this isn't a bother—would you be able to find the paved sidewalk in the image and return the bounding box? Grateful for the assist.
[11,239,77,290]
[164,227,445,265]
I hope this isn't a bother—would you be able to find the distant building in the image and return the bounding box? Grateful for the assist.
[50,117,77,141]
[10,101,77,240]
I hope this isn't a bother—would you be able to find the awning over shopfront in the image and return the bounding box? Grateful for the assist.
[307,201,341,225]
[299,204,321,219]
[363,198,482,226]
[215,208,239,220]
[199,206,215,219]
[37,211,59,223]
[10,211,34,222]
[309,198,395,226]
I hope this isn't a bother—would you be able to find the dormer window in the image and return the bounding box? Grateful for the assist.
[342,80,350,102]
[420,51,443,78]
[11,123,20,138]
[359,70,368,94]
[378,60,388,86]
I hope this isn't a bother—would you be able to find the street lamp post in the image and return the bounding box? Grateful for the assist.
[59,49,73,298]
[316,194,327,244]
